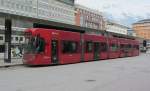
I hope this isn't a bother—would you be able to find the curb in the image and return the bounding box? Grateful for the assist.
[0,58,23,68]
[0,64,23,68]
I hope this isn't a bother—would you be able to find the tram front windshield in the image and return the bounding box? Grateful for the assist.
[24,33,45,54]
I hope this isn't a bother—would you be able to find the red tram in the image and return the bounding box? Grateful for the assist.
[131,40,140,56]
[108,37,120,59]
[119,38,128,57]
[23,28,139,66]
[83,34,108,61]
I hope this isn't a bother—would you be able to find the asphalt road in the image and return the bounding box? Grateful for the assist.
[0,53,150,91]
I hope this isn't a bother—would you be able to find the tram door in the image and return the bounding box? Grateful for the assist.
[94,42,100,60]
[51,40,59,64]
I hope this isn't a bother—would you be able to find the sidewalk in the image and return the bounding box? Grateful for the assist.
[0,58,23,67]
[146,49,150,53]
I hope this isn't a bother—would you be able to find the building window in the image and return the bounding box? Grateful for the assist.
[1,0,4,6]
[0,36,3,40]
[11,37,13,41]
[0,45,5,53]
[20,37,23,41]
[100,42,107,52]
[15,37,18,41]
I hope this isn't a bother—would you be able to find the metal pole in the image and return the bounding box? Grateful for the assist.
[4,19,12,63]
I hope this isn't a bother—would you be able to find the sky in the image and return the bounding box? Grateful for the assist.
[75,0,150,27]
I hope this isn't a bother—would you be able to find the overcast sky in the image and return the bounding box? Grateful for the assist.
[75,0,150,26]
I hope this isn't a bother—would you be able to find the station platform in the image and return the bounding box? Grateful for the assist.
[0,58,23,67]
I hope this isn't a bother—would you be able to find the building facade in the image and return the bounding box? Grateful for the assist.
[127,29,136,36]
[132,19,150,39]
[106,20,128,35]
[38,0,75,24]
[75,4,106,31]
[0,0,75,25]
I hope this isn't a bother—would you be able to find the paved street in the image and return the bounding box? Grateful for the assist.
[0,54,150,91]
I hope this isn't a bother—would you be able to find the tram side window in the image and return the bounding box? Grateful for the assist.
[111,44,118,51]
[137,45,139,50]
[94,42,100,52]
[85,41,93,53]
[62,41,78,53]
[120,44,124,49]
[135,45,139,50]
[127,44,132,50]
[100,42,107,52]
